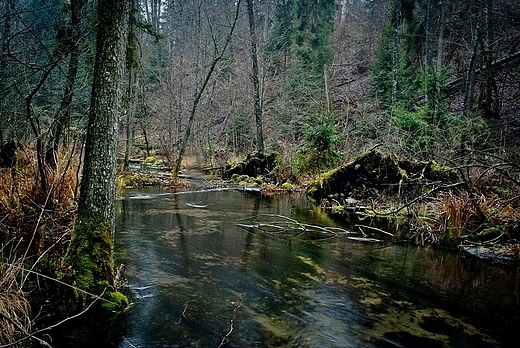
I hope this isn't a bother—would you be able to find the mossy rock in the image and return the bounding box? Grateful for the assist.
[145,156,156,164]
[306,148,459,201]
[224,152,279,179]
[281,182,294,190]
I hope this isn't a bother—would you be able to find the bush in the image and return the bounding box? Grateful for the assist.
[294,112,342,175]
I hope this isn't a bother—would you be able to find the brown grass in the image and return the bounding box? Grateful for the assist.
[0,244,31,346]
[0,147,80,344]
[423,188,520,244]
[0,148,78,255]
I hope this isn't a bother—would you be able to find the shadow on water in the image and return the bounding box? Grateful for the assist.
[49,187,520,347]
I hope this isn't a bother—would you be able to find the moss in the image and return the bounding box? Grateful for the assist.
[63,214,128,312]
[281,182,294,190]
[145,156,156,164]
[247,181,259,188]
[230,173,240,182]
[101,290,129,312]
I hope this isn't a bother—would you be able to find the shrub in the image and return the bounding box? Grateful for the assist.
[294,112,342,175]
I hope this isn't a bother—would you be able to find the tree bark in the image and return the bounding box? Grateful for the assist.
[64,0,129,311]
[463,0,483,118]
[0,0,16,145]
[246,0,264,154]
[123,0,140,171]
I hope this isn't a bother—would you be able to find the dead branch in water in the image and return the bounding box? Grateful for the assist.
[218,299,242,348]
[237,214,394,243]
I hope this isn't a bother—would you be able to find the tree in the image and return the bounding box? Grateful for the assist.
[246,0,264,153]
[172,0,242,179]
[64,0,129,311]
[266,0,335,148]
[45,0,87,169]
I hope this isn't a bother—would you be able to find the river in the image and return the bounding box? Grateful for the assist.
[98,186,519,348]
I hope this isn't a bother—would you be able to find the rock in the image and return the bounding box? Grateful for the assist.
[224,152,279,179]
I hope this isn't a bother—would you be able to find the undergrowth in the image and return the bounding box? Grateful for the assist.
[0,147,79,345]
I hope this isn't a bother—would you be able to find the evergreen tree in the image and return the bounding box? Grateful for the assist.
[267,0,335,145]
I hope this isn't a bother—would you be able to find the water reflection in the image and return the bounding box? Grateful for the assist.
[114,188,520,348]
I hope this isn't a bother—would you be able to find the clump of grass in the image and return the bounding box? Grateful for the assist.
[0,243,31,346]
[423,189,520,244]
[0,147,78,256]
[434,191,480,240]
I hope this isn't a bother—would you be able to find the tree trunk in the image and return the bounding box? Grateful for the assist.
[391,5,399,109]
[0,0,16,145]
[64,0,129,311]
[124,0,140,171]
[463,0,483,118]
[246,0,264,154]
[424,0,435,71]
[481,0,496,117]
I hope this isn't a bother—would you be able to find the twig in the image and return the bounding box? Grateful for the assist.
[122,336,139,348]
[21,268,116,305]
[217,299,242,348]
[0,290,104,348]
[355,224,398,240]
[176,303,188,325]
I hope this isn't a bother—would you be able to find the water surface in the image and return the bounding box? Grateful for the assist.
[114,187,520,347]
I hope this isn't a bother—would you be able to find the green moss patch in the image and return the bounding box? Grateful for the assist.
[64,214,128,312]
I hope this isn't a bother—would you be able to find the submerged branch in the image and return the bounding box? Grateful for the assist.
[218,299,242,348]
[237,214,393,243]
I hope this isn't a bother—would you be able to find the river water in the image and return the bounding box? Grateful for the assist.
[110,187,519,348]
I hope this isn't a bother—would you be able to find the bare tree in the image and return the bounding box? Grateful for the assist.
[173,0,242,178]
[246,0,264,153]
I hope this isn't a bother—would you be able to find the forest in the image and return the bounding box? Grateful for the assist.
[1,0,520,346]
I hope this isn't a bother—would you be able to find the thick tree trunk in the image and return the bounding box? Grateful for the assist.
[246,0,264,154]
[64,0,129,311]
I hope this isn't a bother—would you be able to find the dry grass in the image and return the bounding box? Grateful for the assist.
[0,244,31,346]
[0,147,80,345]
[0,148,78,255]
[421,188,520,244]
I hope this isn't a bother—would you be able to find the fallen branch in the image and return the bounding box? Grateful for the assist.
[370,182,465,216]
[355,224,398,240]
[217,299,242,348]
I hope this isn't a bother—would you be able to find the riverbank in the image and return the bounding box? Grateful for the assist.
[1,148,519,345]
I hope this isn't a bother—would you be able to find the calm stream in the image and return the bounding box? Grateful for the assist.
[110,187,519,347]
